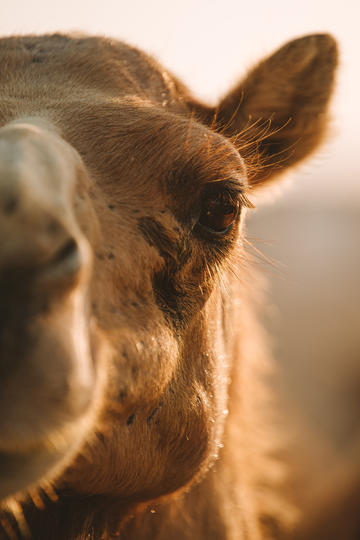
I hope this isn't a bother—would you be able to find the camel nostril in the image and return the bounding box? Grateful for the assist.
[41,238,82,285]
[53,239,78,266]
[2,196,19,215]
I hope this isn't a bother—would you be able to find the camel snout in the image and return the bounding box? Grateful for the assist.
[0,120,87,292]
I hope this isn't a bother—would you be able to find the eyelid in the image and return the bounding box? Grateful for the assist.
[205,178,255,209]
[227,183,255,210]
[198,221,236,236]
[190,180,254,238]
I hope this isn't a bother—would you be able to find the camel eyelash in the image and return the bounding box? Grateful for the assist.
[205,179,255,210]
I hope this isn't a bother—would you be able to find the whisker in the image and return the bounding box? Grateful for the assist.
[243,237,282,271]
[184,110,196,151]
[217,89,245,134]
[210,106,219,132]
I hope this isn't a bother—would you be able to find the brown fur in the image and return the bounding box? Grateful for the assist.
[0,33,337,539]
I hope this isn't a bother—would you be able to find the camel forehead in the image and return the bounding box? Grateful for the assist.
[59,100,245,181]
[0,33,128,74]
[0,34,172,101]
[0,34,247,213]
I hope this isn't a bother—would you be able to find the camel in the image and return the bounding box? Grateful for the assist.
[0,32,337,539]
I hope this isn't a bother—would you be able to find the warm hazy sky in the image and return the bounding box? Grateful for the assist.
[2,0,359,202]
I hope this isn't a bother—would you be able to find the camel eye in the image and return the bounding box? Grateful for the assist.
[198,193,240,235]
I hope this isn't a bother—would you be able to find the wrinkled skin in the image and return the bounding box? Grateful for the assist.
[0,33,337,539]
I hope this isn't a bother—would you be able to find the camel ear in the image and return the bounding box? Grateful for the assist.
[190,34,338,187]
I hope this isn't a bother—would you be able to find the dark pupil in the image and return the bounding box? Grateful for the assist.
[199,198,239,232]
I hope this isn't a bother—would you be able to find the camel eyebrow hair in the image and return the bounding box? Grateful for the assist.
[165,158,249,195]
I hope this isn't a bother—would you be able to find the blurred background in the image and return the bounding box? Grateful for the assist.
[2,0,360,525]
